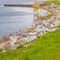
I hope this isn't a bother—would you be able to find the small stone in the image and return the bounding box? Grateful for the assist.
[54,20,60,26]
[45,24,54,28]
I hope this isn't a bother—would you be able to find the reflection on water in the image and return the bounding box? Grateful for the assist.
[0,7,34,38]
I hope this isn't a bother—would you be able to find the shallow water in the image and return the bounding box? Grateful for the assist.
[0,7,34,38]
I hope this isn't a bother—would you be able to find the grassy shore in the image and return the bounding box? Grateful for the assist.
[0,30,60,60]
[0,1,60,60]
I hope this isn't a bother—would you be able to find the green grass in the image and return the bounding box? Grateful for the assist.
[58,25,60,28]
[0,30,60,60]
[44,0,60,6]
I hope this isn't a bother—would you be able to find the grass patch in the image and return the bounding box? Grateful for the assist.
[58,25,60,28]
[44,0,60,6]
[0,30,60,60]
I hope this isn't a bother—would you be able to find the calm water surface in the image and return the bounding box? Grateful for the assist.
[0,7,34,38]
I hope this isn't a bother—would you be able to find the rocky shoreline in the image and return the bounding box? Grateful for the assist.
[0,4,60,52]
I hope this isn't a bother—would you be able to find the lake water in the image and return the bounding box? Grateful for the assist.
[0,7,34,38]
[0,6,50,38]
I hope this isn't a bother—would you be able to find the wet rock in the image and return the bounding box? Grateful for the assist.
[9,36,19,45]
[28,32,37,36]
[54,20,60,26]
[22,35,36,42]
